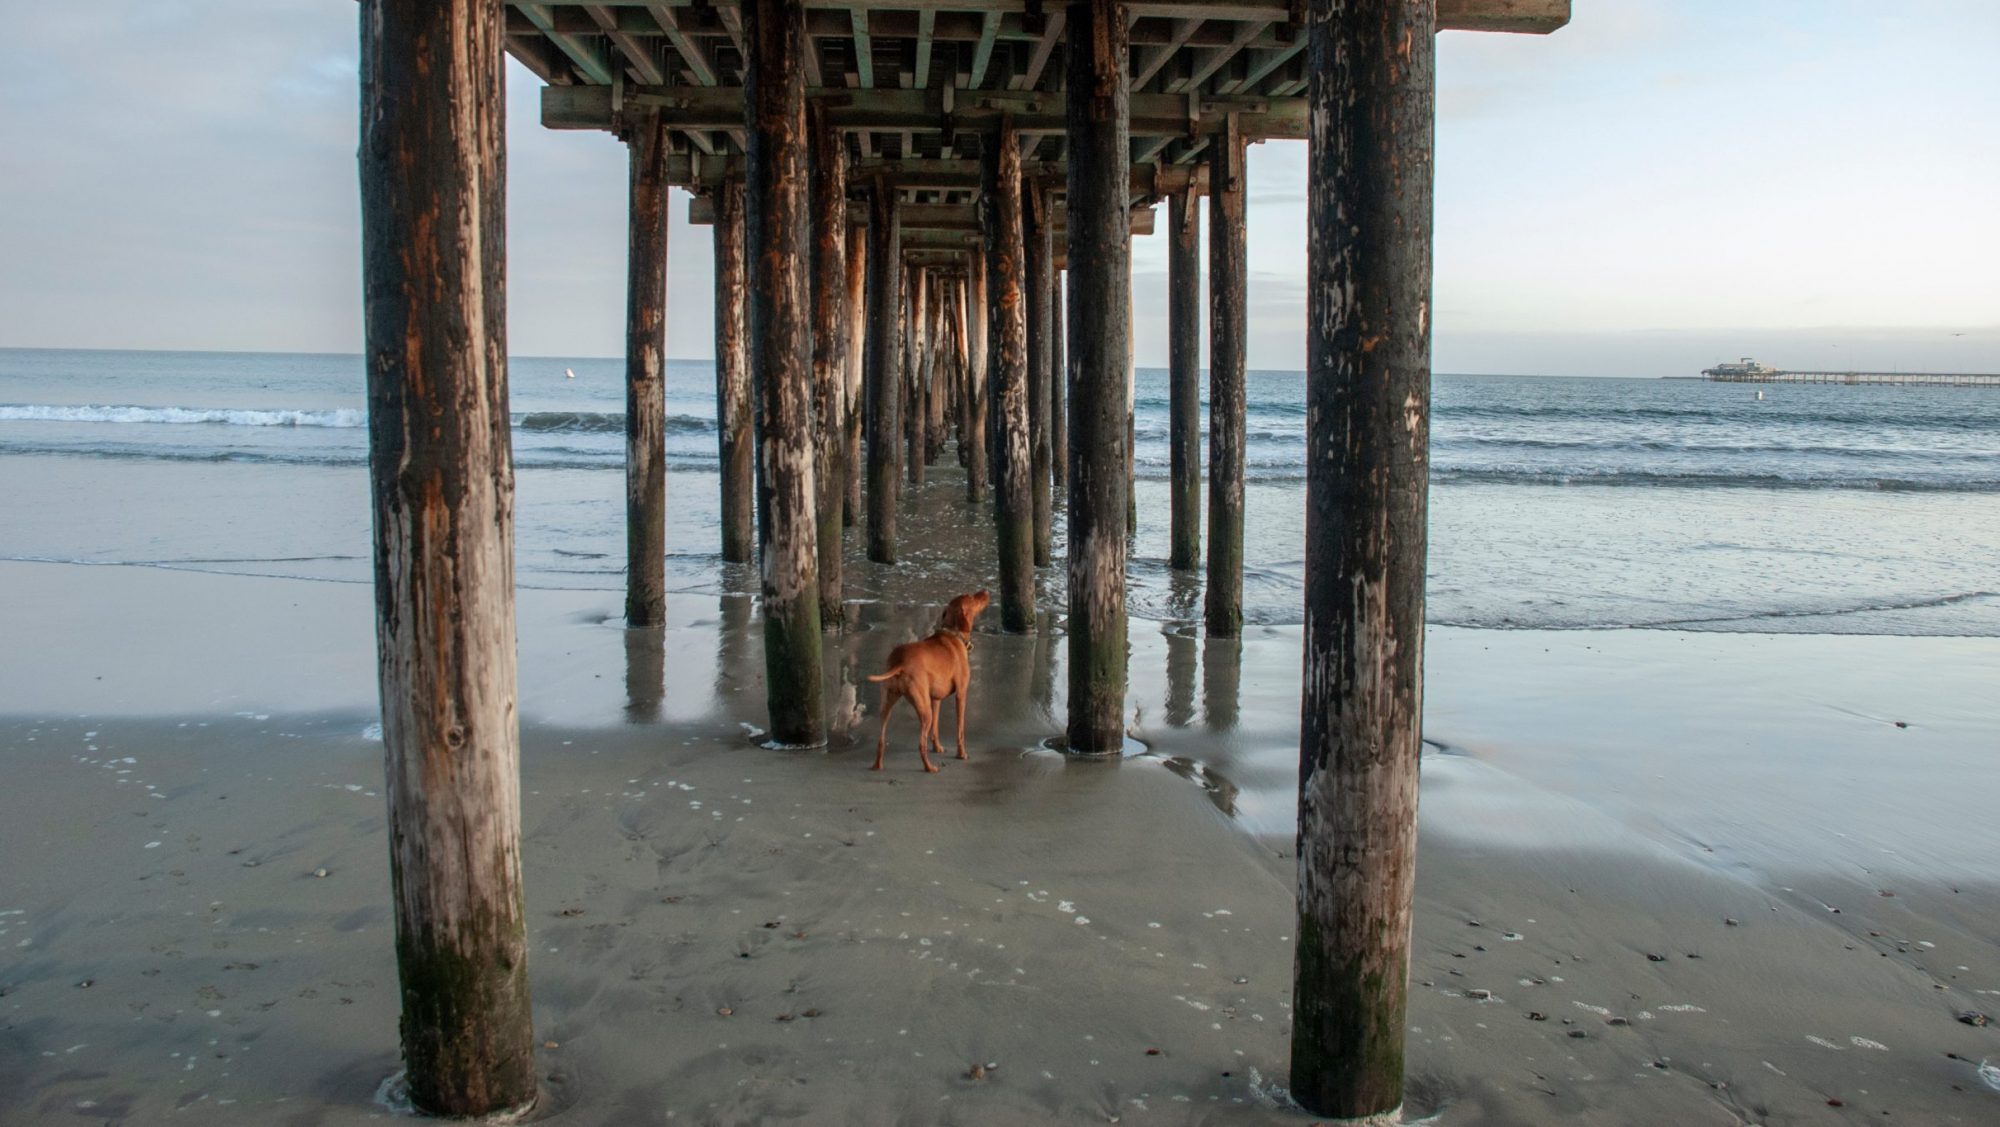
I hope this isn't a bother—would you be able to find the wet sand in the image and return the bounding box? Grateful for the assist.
[2,557,1998,1125]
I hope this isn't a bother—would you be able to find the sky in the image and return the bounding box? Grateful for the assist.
[1,1,1996,378]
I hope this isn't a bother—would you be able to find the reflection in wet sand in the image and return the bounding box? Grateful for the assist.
[1164,624,1196,727]
[1202,635,1242,731]
[622,623,665,723]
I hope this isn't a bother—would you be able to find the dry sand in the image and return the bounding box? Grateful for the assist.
[2,558,1998,1125]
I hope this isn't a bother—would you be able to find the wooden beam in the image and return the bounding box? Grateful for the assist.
[544,83,1309,139]
[359,0,535,1114]
[585,3,667,84]
[969,11,1001,87]
[1133,16,1202,88]
[517,3,616,84]
[1172,18,1265,92]
[914,9,936,88]
[851,9,875,88]
[647,4,718,85]
[1221,36,1303,93]
[690,195,1155,234]
[1013,10,1067,90]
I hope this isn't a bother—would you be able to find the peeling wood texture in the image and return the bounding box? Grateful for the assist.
[964,246,990,502]
[864,183,903,563]
[983,123,1036,632]
[1291,0,1436,1118]
[1024,181,1056,568]
[1063,0,1131,753]
[625,109,670,628]
[359,0,536,1114]
[1167,187,1202,572]
[927,283,950,466]
[843,221,867,526]
[744,0,825,745]
[713,178,755,563]
[810,106,848,627]
[1206,132,1247,637]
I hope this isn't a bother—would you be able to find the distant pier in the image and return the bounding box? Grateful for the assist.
[1702,367,2000,388]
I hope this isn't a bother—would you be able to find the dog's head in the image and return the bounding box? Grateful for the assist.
[942,589,990,634]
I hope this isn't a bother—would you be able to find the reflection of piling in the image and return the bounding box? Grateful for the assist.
[864,182,902,564]
[1164,627,1196,728]
[1201,636,1241,732]
[984,122,1036,633]
[1167,187,1203,572]
[623,110,669,628]
[1063,0,1132,753]
[359,0,535,1112]
[1205,127,1247,638]
[810,107,848,628]
[713,179,754,563]
[743,0,823,746]
[1291,0,1437,1118]
[623,624,665,723]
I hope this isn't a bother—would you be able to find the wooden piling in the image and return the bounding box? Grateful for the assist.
[864,182,902,563]
[358,0,536,1113]
[906,266,928,486]
[809,106,847,628]
[623,110,670,627]
[928,283,949,465]
[1205,129,1247,638]
[982,122,1035,631]
[1063,0,1132,752]
[1167,188,1202,572]
[714,178,755,563]
[1290,0,1436,1117]
[1024,181,1055,567]
[1051,269,1068,491]
[848,219,872,527]
[964,247,990,501]
[743,0,824,746]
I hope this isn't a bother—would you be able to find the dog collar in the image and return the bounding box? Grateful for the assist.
[941,626,972,652]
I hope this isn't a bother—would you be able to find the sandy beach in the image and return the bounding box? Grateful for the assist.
[3,553,1998,1126]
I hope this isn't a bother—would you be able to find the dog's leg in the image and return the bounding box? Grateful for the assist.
[953,682,968,759]
[872,688,901,770]
[910,693,939,773]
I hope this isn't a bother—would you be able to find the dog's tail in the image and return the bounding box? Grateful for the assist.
[866,667,905,683]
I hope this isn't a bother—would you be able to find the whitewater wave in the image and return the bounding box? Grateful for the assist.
[0,403,366,428]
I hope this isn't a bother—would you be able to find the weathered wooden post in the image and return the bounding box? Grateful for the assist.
[1051,269,1068,491]
[624,110,670,627]
[358,0,535,1114]
[1128,294,1139,537]
[964,246,990,501]
[864,181,903,563]
[810,107,848,627]
[982,122,1035,632]
[1206,127,1248,637]
[1167,187,1202,572]
[1063,0,1131,752]
[927,283,949,466]
[843,222,867,526]
[906,266,928,486]
[743,0,824,745]
[1024,181,1056,567]
[714,178,755,563]
[1291,0,1436,1116]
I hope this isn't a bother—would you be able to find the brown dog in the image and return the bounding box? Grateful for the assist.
[867,590,990,772]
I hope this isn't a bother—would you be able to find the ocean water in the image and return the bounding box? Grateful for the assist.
[2,347,1995,636]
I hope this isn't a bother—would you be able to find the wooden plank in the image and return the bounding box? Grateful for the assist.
[509,1,1565,34]
[969,11,1001,87]
[983,121,1036,632]
[517,2,617,84]
[647,4,718,84]
[1133,16,1202,88]
[1166,186,1200,571]
[1013,10,1068,90]
[713,179,755,562]
[1220,37,1303,93]
[1172,18,1265,91]
[358,0,536,1114]
[624,110,671,627]
[810,105,849,626]
[915,9,936,88]
[1204,128,1245,637]
[864,181,903,562]
[1063,0,1131,754]
[1292,0,1437,1117]
[851,9,875,88]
